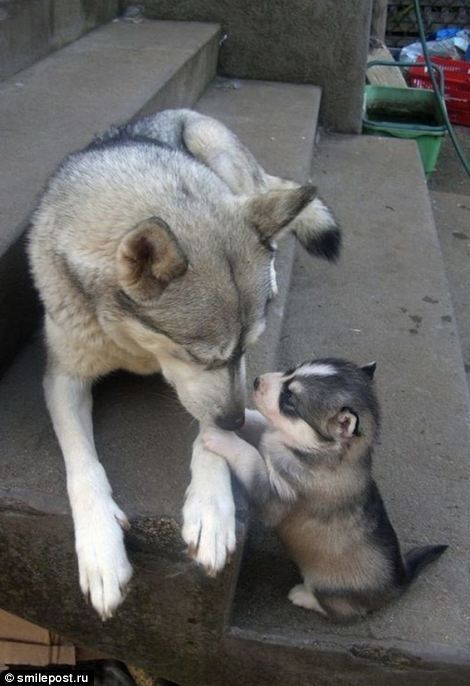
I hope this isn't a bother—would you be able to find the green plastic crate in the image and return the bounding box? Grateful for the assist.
[363,84,447,174]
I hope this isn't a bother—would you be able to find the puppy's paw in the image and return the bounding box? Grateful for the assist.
[182,483,236,576]
[288,584,326,614]
[201,427,236,458]
[75,498,133,620]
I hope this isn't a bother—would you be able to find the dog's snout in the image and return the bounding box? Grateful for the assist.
[253,376,260,390]
[215,412,245,431]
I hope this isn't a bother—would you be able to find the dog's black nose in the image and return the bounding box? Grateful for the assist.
[215,412,245,431]
[253,376,260,390]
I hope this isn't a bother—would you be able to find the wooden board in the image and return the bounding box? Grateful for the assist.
[0,641,75,666]
[0,609,75,666]
[367,44,408,87]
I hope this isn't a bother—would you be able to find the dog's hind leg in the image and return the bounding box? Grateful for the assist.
[288,584,327,615]
[182,112,269,195]
[44,369,132,619]
[182,435,236,576]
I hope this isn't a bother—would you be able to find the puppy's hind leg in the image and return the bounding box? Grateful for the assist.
[288,584,327,615]
[44,368,132,619]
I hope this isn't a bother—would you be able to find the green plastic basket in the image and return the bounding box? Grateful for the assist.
[363,61,447,174]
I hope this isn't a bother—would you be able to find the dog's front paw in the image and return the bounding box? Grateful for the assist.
[75,498,133,620]
[182,483,236,576]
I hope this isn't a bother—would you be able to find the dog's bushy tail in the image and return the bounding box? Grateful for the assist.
[293,196,341,262]
[404,544,448,585]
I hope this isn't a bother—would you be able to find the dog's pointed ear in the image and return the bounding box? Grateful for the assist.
[361,361,377,379]
[117,217,188,302]
[247,185,317,243]
[330,407,359,440]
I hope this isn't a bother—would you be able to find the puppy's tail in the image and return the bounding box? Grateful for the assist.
[293,196,342,263]
[404,544,448,584]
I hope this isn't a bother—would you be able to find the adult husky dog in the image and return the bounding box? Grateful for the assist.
[28,109,340,619]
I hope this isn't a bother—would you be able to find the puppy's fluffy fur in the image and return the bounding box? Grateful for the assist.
[203,358,447,622]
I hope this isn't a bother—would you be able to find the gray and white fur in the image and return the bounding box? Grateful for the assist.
[203,358,447,622]
[28,109,340,619]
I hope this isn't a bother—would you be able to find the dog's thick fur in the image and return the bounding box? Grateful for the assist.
[203,359,447,622]
[28,109,340,618]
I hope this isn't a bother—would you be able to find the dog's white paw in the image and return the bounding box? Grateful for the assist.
[288,584,326,614]
[182,483,236,576]
[74,498,133,620]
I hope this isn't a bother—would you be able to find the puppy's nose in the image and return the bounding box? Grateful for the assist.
[215,412,245,431]
[253,376,260,391]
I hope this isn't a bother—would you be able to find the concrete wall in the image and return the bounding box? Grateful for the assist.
[125,0,372,133]
[0,0,119,80]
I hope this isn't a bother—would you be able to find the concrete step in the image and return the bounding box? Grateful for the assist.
[0,18,219,374]
[0,79,322,684]
[431,191,470,387]
[228,135,470,685]
[0,0,119,81]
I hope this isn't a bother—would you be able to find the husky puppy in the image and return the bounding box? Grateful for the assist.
[202,359,447,622]
[28,109,340,619]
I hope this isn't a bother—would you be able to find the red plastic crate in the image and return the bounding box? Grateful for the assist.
[408,57,470,127]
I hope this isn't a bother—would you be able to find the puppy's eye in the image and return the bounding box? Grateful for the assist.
[279,387,297,416]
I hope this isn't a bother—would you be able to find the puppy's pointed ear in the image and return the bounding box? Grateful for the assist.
[247,185,317,244]
[117,217,188,302]
[330,408,359,440]
[361,361,377,379]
